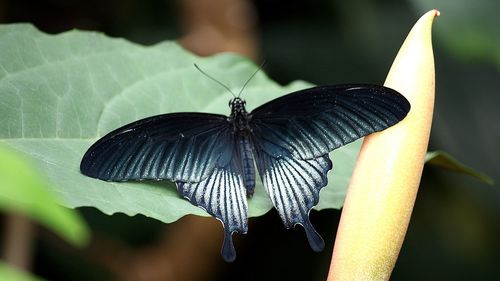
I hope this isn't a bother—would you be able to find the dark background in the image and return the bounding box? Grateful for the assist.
[1,0,499,280]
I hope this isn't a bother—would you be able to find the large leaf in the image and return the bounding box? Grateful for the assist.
[0,23,360,224]
[0,143,89,246]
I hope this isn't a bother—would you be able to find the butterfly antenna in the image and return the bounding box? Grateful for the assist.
[237,60,266,98]
[194,63,237,98]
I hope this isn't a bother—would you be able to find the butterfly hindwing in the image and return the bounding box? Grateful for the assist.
[81,113,230,183]
[176,129,248,262]
[253,140,331,251]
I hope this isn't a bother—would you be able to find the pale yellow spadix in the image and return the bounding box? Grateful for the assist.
[327,10,439,281]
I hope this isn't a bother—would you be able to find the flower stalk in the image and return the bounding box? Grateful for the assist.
[327,10,439,281]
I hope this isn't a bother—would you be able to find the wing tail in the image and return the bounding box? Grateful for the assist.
[222,231,237,262]
[302,216,325,252]
[255,145,332,252]
[176,141,248,262]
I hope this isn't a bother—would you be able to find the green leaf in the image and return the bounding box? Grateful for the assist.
[0,143,89,246]
[0,23,360,225]
[0,262,46,281]
[425,151,494,185]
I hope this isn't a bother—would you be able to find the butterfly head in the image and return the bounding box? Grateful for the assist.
[229,97,247,114]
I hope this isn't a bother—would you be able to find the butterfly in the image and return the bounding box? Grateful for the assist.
[80,64,410,262]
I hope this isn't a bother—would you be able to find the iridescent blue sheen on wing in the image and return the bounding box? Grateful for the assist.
[176,129,248,262]
[80,113,229,183]
[249,84,410,250]
[253,141,331,251]
[251,84,410,160]
[81,112,249,262]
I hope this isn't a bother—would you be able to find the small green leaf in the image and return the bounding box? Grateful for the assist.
[425,151,494,185]
[0,144,89,246]
[0,24,360,225]
[0,262,46,281]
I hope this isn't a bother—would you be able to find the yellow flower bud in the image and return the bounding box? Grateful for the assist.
[327,10,439,281]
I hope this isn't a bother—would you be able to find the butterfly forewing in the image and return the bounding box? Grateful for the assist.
[250,84,410,159]
[81,113,229,183]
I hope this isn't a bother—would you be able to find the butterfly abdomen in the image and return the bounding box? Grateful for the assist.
[237,135,256,196]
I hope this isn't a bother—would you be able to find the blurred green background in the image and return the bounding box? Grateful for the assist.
[0,0,498,280]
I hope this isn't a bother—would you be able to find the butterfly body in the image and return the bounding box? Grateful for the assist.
[228,97,251,131]
[237,135,256,196]
[81,84,410,262]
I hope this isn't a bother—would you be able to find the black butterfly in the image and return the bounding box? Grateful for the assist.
[80,66,410,262]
